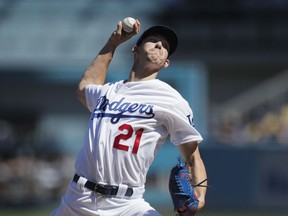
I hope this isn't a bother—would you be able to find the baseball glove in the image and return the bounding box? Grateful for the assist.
[169,159,207,216]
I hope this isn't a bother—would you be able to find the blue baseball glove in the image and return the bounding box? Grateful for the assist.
[169,160,199,216]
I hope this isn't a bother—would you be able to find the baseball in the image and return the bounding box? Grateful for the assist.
[122,17,136,33]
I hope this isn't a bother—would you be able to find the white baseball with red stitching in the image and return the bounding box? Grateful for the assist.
[122,17,136,33]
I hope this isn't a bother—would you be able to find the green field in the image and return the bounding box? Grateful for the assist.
[1,209,288,216]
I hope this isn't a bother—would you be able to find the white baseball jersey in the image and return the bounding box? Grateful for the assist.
[75,79,203,190]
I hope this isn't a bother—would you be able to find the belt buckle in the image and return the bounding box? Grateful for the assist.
[94,184,120,197]
[94,184,106,195]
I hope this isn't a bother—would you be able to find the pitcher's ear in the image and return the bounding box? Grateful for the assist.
[163,59,170,68]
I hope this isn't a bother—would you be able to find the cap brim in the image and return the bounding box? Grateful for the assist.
[136,25,178,56]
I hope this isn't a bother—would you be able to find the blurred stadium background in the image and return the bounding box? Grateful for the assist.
[1,0,288,215]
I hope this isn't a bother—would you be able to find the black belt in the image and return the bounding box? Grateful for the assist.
[73,174,133,197]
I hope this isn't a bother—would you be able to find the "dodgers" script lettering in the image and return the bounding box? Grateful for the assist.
[91,96,155,124]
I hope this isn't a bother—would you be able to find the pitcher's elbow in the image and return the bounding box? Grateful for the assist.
[76,85,87,107]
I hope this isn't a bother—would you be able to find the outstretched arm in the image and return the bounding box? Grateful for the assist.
[76,19,141,107]
[178,141,208,212]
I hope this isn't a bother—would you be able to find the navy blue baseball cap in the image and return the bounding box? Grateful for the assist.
[136,25,178,56]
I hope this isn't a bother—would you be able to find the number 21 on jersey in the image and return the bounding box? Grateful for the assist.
[113,123,144,154]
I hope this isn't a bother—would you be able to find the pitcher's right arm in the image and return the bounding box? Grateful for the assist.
[76,20,140,108]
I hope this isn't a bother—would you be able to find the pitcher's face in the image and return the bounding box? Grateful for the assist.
[137,35,170,67]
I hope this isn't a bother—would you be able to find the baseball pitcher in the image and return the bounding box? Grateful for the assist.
[52,18,208,216]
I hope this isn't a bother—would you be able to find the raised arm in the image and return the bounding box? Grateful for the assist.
[178,141,208,212]
[76,19,141,107]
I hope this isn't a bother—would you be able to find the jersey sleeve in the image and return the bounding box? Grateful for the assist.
[85,84,103,112]
[163,100,203,145]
